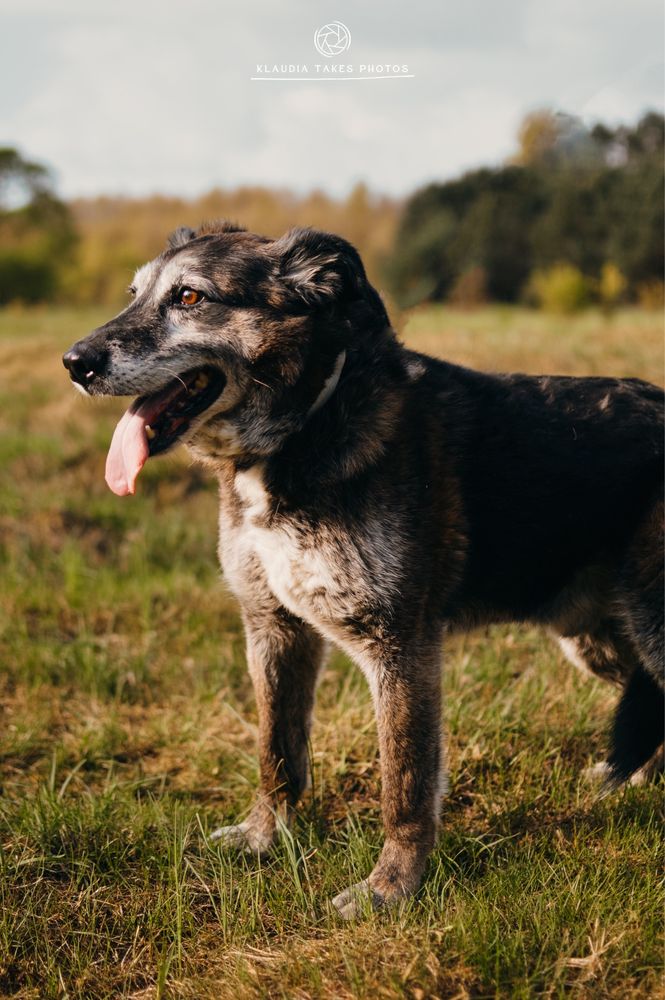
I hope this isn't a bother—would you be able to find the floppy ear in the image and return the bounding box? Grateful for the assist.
[271,227,367,307]
[166,226,196,250]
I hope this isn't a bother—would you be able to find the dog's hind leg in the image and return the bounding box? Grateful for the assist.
[617,492,664,687]
[211,606,325,855]
[332,638,444,919]
[556,618,663,787]
[603,494,665,787]
[604,664,664,787]
[558,492,664,789]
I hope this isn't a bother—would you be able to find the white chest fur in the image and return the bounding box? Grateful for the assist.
[219,465,408,707]
[223,466,348,622]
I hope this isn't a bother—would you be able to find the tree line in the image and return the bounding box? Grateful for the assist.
[386,111,664,310]
[0,110,662,311]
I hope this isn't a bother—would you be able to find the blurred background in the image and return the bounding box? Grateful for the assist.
[1,0,664,314]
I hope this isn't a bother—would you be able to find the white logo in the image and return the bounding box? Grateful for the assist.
[251,21,414,81]
[313,21,351,58]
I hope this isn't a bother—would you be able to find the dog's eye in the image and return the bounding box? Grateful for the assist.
[177,288,202,307]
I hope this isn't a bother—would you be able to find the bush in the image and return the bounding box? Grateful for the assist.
[526,263,591,314]
[0,254,57,303]
[599,262,627,309]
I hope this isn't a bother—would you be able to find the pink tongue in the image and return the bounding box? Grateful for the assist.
[105,407,149,496]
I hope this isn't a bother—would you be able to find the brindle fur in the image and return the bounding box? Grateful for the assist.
[63,223,664,918]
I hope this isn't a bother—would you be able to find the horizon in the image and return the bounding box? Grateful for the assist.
[21,105,665,206]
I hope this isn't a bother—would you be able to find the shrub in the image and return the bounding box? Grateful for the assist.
[599,262,627,309]
[0,253,57,303]
[526,263,591,314]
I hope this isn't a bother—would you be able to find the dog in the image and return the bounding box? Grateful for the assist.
[63,222,664,918]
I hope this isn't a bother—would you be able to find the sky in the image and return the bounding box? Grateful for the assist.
[0,0,663,200]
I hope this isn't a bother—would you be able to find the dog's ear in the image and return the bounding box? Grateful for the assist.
[271,228,367,308]
[197,219,247,236]
[167,226,196,250]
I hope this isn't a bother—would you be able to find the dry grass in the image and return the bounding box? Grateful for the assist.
[0,304,662,999]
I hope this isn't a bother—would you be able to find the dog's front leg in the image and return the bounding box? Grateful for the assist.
[333,653,444,918]
[211,607,325,855]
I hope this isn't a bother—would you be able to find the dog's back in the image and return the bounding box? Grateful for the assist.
[411,359,664,622]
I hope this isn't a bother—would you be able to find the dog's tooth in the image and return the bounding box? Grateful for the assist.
[145,424,156,440]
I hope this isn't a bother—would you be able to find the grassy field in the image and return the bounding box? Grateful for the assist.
[0,305,662,999]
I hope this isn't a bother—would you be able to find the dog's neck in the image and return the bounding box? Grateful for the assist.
[202,329,406,489]
[263,333,407,492]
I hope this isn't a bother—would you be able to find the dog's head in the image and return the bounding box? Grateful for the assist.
[63,222,390,494]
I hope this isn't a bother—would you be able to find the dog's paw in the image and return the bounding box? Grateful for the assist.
[331,880,386,920]
[209,820,274,858]
[583,760,612,785]
[584,750,664,796]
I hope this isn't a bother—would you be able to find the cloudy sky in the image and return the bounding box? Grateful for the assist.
[1,0,663,199]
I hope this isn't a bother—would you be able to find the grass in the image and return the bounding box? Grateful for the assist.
[0,303,662,999]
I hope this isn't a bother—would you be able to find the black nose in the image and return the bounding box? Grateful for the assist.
[62,342,109,384]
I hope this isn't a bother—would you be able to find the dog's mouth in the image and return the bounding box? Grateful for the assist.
[105,366,226,496]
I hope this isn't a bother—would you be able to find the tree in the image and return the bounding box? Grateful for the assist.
[385,168,547,305]
[513,110,604,171]
[0,148,77,305]
[511,110,562,168]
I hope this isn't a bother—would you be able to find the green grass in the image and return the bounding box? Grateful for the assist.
[0,304,662,999]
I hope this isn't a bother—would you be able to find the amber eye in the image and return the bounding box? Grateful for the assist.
[178,288,201,307]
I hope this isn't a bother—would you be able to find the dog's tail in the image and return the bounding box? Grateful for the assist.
[605,664,664,787]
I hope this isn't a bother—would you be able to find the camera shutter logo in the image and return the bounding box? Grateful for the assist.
[314,21,351,58]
